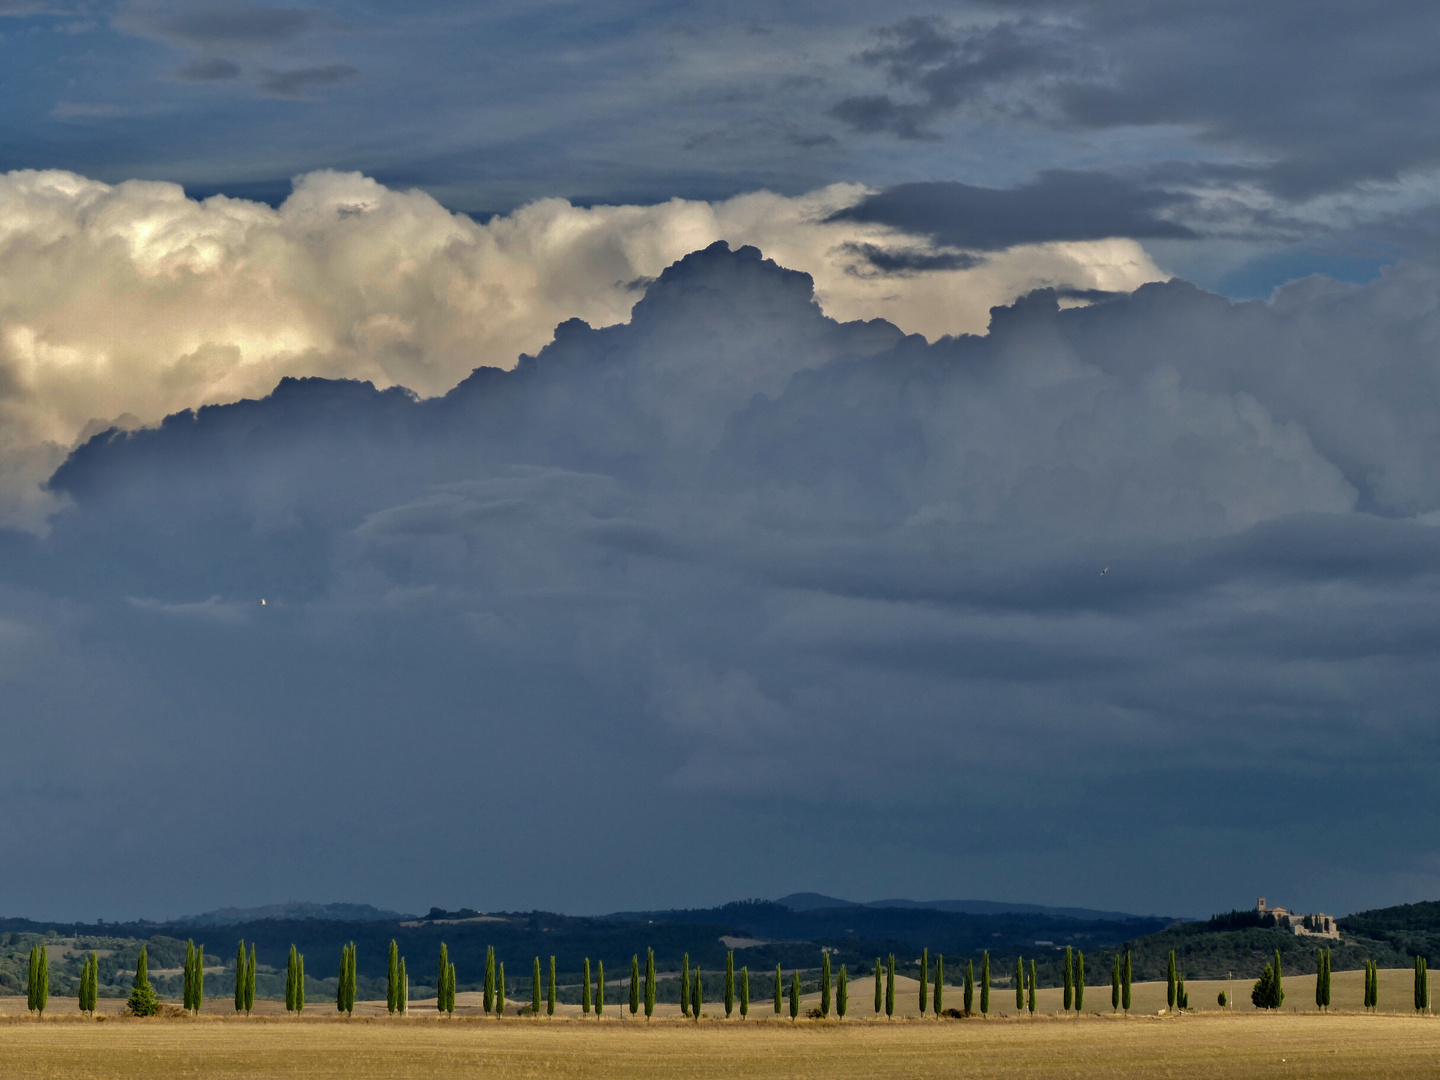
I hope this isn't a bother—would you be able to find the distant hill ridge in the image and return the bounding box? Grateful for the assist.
[173,901,411,926]
[774,892,1170,922]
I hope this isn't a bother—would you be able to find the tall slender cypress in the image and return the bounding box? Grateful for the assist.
[245,945,256,1015]
[933,955,944,1015]
[286,944,298,1013]
[643,950,654,1019]
[237,941,248,1013]
[1166,949,1177,1010]
[1015,957,1025,1011]
[741,966,750,1019]
[790,970,800,1020]
[1272,949,1284,1009]
[27,946,35,1013]
[484,947,494,1014]
[778,963,786,1015]
[185,940,196,1012]
[550,955,559,1017]
[628,955,639,1017]
[593,961,601,1017]
[36,943,48,1016]
[1074,952,1084,1012]
[1064,946,1074,1012]
[873,959,881,1015]
[448,963,457,1015]
[76,953,90,1014]
[1415,955,1429,1013]
[1028,959,1036,1015]
[583,958,592,1016]
[886,954,895,1017]
[724,950,734,1018]
[498,962,507,1016]
[1122,951,1133,1013]
[692,966,702,1019]
[964,959,975,1016]
[439,944,452,1014]
[837,965,847,1018]
[1111,954,1120,1012]
[820,952,831,1018]
[297,952,305,1013]
[919,947,929,1015]
[388,940,399,1014]
[680,953,690,1017]
[981,951,990,1016]
[534,956,543,1017]
[1322,948,1330,1010]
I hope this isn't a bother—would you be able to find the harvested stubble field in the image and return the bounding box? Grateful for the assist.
[3,1002,1440,1079]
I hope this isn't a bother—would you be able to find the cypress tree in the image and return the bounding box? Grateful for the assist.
[1176,973,1188,1010]
[238,941,248,1013]
[680,953,690,1017]
[628,955,639,1018]
[1015,957,1024,1012]
[336,945,347,1014]
[1166,949,1177,1010]
[919,947,928,1016]
[820,952,831,1018]
[485,946,496,1015]
[724,950,734,1018]
[498,962,507,1016]
[76,953,88,1014]
[26,946,35,1013]
[964,959,974,1016]
[741,966,750,1019]
[692,966,701,1019]
[933,955,943,1015]
[643,950,654,1019]
[388,940,399,1014]
[872,959,881,1015]
[551,955,559,1017]
[583,958,592,1016]
[981,951,990,1016]
[1028,960,1036,1015]
[1370,959,1379,1011]
[1122,951,1132,1013]
[778,963,786,1015]
[185,940,196,1012]
[1322,948,1331,1010]
[37,943,48,1016]
[1272,949,1284,1009]
[837,964,847,1019]
[286,945,298,1013]
[1063,946,1073,1012]
[886,954,895,1017]
[297,952,306,1013]
[790,970,799,1020]
[1074,952,1084,1012]
[593,961,600,1017]
[1416,955,1429,1013]
[1111,953,1120,1012]
[1315,949,1327,1011]
[246,944,257,1015]
[89,951,100,1014]
[448,962,457,1015]
[534,956,543,1017]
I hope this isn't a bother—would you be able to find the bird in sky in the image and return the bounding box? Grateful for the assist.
[261,599,267,605]
[1100,567,1109,576]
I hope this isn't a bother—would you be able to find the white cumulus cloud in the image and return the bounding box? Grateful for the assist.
[0,168,1165,529]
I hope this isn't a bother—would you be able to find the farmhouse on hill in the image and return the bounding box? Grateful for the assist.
[1257,897,1340,939]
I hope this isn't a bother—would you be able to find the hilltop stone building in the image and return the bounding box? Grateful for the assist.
[1257,897,1340,939]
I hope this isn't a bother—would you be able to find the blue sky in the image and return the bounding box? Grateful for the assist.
[6,2,1440,922]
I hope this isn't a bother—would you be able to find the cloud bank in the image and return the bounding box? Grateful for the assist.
[8,241,1440,920]
[0,168,1163,529]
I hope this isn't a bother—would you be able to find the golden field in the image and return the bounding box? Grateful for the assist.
[3,975,1440,1080]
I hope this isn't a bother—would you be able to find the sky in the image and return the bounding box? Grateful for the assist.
[5,2,1440,922]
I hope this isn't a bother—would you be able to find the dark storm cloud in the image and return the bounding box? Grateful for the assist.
[829,172,1197,250]
[148,3,313,48]
[11,243,1440,920]
[258,62,356,97]
[840,3,1440,200]
[177,56,241,81]
[838,241,984,275]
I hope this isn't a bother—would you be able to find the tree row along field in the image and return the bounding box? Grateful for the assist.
[2,970,1436,1019]
[2,1013,1440,1080]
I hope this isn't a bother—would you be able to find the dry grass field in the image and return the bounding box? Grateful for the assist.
[3,975,1440,1080]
